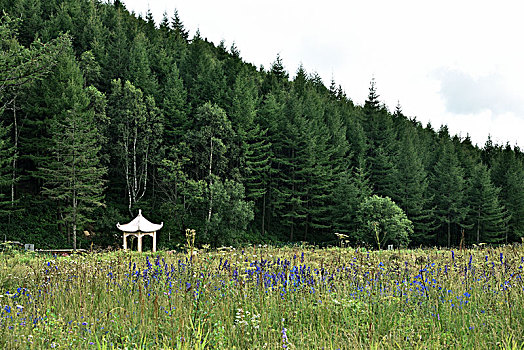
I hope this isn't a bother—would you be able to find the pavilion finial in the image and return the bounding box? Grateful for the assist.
[139,209,142,215]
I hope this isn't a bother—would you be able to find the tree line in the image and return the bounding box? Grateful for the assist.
[1,0,523,249]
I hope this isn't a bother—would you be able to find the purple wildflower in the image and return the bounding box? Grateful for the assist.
[282,326,288,348]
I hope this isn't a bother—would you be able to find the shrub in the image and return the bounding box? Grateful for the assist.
[357,195,413,249]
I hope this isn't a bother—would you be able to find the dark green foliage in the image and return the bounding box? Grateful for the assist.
[205,179,254,246]
[107,79,163,213]
[182,32,226,108]
[171,9,189,42]
[38,45,106,249]
[0,14,70,107]
[490,145,524,242]
[185,102,234,181]
[160,63,187,146]
[128,32,158,97]
[332,167,371,240]
[1,0,524,248]
[362,79,397,198]
[0,122,14,216]
[357,195,413,249]
[466,163,506,243]
[393,127,434,244]
[430,139,467,247]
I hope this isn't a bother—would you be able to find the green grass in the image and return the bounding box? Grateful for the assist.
[0,245,523,349]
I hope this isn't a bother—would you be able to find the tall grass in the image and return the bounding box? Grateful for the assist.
[0,245,523,349]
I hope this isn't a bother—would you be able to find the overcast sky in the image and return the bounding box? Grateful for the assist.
[122,0,524,147]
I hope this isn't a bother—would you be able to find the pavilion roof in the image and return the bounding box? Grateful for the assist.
[116,209,163,233]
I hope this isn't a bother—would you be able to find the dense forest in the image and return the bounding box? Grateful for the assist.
[1,0,524,249]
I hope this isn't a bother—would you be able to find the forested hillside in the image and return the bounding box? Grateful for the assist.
[1,0,524,249]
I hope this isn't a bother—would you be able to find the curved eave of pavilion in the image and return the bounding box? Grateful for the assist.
[116,209,163,233]
[116,222,163,233]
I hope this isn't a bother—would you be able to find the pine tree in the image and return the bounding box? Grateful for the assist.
[171,9,189,41]
[227,67,271,234]
[261,54,289,94]
[467,163,506,243]
[228,66,258,172]
[300,87,339,240]
[79,0,105,54]
[343,112,368,169]
[159,11,170,37]
[39,49,106,250]
[362,78,397,198]
[0,14,70,108]
[393,127,434,244]
[272,95,308,241]
[105,8,129,81]
[244,124,272,235]
[332,166,372,240]
[481,135,495,168]
[257,91,285,235]
[230,67,257,132]
[11,0,43,47]
[161,62,187,146]
[0,121,14,216]
[363,77,380,117]
[504,160,524,241]
[182,31,226,107]
[143,8,157,42]
[490,144,524,242]
[0,14,68,223]
[79,50,101,88]
[129,32,158,97]
[430,139,467,247]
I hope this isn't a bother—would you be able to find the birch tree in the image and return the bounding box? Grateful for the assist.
[186,103,234,229]
[108,79,162,213]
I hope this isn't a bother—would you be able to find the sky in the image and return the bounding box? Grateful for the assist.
[122,0,524,147]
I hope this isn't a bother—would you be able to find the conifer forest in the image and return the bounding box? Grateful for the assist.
[1,0,524,250]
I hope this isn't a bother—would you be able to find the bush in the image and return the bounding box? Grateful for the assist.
[357,195,413,249]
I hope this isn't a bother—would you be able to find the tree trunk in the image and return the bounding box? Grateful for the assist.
[207,137,214,223]
[61,211,70,244]
[73,221,77,250]
[261,193,266,236]
[477,207,481,244]
[72,117,77,250]
[125,133,132,215]
[290,149,295,241]
[304,216,308,241]
[290,218,294,241]
[133,122,138,206]
[447,219,451,247]
[9,99,18,225]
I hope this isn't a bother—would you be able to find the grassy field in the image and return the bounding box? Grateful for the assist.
[0,244,523,349]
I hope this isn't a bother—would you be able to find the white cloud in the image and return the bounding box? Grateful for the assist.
[122,0,524,146]
[435,68,524,115]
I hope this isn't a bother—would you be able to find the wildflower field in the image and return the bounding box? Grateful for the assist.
[0,245,523,349]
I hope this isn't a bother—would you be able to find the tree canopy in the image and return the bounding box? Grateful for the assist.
[0,0,522,249]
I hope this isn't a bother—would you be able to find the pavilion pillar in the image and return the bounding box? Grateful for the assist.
[123,233,128,250]
[152,232,157,252]
[137,233,143,253]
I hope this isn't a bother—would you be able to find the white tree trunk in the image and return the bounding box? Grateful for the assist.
[207,137,214,223]
[72,117,77,250]
[10,99,18,224]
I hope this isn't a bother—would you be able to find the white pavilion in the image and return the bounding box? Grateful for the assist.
[116,209,163,252]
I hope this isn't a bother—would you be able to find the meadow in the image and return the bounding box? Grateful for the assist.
[0,243,523,349]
